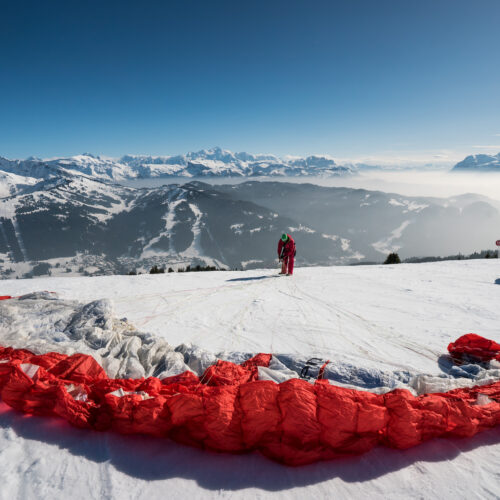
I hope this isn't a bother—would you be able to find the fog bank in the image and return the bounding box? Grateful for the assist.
[122,170,500,202]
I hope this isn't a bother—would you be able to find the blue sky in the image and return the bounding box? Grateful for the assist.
[1,0,499,163]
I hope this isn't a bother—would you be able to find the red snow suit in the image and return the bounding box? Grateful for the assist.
[278,235,295,275]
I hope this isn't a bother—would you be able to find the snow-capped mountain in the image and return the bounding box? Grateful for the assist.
[451,152,500,172]
[0,156,64,180]
[119,147,354,179]
[1,148,355,183]
[45,153,139,180]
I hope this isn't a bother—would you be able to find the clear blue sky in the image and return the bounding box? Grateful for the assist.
[1,0,499,162]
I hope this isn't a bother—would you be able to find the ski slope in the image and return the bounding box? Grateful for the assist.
[1,260,500,499]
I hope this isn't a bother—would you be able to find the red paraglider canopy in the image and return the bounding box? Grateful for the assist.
[1,334,500,466]
[448,333,500,362]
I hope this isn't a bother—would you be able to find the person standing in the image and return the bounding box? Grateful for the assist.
[278,233,296,275]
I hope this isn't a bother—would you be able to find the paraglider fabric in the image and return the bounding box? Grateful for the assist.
[1,334,500,466]
[448,333,500,362]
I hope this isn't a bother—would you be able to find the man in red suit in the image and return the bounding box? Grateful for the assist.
[277,233,296,275]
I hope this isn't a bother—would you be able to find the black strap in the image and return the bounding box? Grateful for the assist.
[280,243,286,259]
[300,358,323,379]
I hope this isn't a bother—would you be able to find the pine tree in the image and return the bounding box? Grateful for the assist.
[149,265,165,274]
[384,252,401,264]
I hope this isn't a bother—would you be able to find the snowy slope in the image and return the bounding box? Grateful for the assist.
[1,260,500,498]
[0,156,62,180]
[46,154,138,181]
[0,170,40,198]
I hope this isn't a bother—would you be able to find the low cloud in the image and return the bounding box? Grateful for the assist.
[272,170,500,202]
[334,150,462,169]
[471,145,500,150]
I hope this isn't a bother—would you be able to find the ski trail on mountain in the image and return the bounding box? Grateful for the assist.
[11,218,28,261]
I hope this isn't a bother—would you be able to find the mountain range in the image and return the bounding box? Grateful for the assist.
[2,148,500,185]
[0,148,354,183]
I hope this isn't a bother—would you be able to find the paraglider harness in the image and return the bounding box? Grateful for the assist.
[300,358,330,380]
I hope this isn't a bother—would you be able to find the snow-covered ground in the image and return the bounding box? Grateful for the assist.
[1,260,500,499]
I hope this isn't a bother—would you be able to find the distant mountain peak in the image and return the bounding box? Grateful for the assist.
[452,152,500,172]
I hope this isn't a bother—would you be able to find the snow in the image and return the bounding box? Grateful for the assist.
[288,225,316,233]
[241,259,264,269]
[230,223,244,234]
[0,175,134,226]
[47,154,138,181]
[0,149,357,183]
[388,198,429,213]
[11,218,28,261]
[340,237,351,252]
[321,233,339,241]
[372,220,412,254]
[0,170,39,198]
[140,193,185,259]
[182,203,204,257]
[452,152,500,172]
[1,260,500,498]
[138,193,218,266]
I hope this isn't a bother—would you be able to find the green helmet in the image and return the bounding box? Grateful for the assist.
[281,233,288,242]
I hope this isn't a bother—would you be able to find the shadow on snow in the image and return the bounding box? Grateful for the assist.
[226,275,275,282]
[1,401,500,491]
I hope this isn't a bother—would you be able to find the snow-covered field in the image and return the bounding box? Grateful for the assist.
[1,260,500,499]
